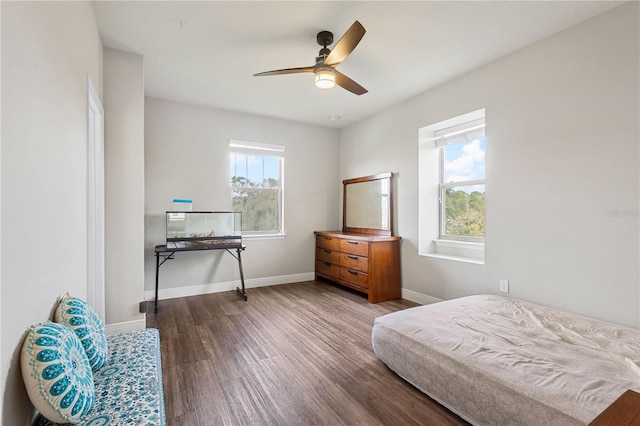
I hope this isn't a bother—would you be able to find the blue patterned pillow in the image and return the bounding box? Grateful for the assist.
[21,322,95,423]
[55,295,108,371]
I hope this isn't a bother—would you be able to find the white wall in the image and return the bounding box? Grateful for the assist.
[339,3,639,328]
[144,98,339,299]
[0,2,103,423]
[1,1,4,420]
[103,48,146,329]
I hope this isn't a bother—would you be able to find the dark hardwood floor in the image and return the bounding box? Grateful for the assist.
[147,280,468,426]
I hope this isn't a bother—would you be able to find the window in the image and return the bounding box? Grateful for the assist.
[229,140,284,236]
[437,118,485,242]
[418,109,485,264]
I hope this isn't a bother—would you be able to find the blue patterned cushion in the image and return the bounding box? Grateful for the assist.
[21,322,95,424]
[35,328,166,426]
[55,296,108,371]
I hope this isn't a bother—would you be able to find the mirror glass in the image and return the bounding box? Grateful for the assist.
[343,172,392,235]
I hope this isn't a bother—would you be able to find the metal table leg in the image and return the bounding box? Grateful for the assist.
[235,248,247,301]
[154,251,160,313]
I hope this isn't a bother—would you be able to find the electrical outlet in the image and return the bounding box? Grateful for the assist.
[499,279,509,293]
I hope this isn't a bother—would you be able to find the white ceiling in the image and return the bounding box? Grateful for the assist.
[92,1,623,129]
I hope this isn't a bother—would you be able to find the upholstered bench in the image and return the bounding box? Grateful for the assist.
[35,328,166,426]
[21,295,166,425]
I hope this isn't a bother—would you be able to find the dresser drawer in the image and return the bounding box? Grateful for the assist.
[316,235,340,251]
[339,267,369,289]
[339,253,369,273]
[317,247,339,264]
[339,239,369,257]
[316,260,339,279]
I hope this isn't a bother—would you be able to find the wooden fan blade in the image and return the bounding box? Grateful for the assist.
[253,66,315,77]
[334,70,367,95]
[324,21,366,66]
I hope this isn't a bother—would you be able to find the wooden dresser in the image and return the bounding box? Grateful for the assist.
[314,231,401,303]
[589,390,640,426]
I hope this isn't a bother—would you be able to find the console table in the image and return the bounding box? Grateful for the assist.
[154,242,247,312]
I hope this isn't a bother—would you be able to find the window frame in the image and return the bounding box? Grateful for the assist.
[418,109,486,264]
[229,140,285,238]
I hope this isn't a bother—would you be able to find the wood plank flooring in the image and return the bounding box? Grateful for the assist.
[146,280,468,426]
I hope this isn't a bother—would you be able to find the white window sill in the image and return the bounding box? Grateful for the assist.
[422,239,485,265]
[423,253,485,265]
[242,233,286,240]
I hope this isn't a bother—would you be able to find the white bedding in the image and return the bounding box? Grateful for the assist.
[372,294,640,425]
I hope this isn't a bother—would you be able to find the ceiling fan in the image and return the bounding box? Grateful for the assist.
[253,21,368,95]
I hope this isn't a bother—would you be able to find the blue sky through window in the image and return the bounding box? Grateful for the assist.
[232,154,280,187]
[444,137,486,183]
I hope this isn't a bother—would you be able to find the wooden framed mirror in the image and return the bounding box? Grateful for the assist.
[343,172,393,236]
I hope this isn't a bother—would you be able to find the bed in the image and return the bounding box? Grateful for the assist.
[371,294,640,425]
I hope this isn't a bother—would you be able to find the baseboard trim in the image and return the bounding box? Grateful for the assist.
[105,318,146,335]
[142,274,441,307]
[144,272,315,302]
[402,288,442,305]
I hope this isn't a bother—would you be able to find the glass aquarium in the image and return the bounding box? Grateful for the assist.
[165,211,242,249]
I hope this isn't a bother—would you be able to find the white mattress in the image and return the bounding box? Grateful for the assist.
[371,294,640,425]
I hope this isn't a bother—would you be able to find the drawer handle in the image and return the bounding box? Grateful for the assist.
[324,249,332,254]
[323,237,332,240]
[347,255,358,259]
[348,269,358,275]
[324,262,331,267]
[347,241,358,245]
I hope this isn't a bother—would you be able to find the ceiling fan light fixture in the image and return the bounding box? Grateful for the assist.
[315,68,335,89]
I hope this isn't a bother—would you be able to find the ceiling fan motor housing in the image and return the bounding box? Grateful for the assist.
[317,31,334,47]
[316,31,333,62]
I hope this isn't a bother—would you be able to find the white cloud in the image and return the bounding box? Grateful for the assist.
[445,139,485,182]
